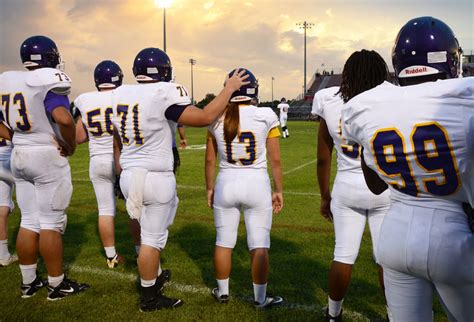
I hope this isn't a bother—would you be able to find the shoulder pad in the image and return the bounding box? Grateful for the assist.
[26,68,72,95]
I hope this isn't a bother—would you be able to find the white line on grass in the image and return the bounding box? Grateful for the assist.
[68,264,368,320]
[70,181,320,196]
[72,169,89,175]
[283,159,317,175]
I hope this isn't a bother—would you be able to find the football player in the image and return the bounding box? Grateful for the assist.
[342,17,473,321]
[313,50,391,321]
[74,60,125,268]
[277,98,289,138]
[0,35,89,300]
[205,69,283,308]
[0,112,17,267]
[111,47,248,312]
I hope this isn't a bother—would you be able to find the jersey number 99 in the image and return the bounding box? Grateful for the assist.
[371,122,460,197]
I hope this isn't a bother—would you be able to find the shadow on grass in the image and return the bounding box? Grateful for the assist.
[174,222,388,321]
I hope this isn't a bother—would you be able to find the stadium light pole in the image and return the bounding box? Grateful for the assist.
[271,76,274,109]
[189,59,196,104]
[296,21,314,97]
[155,0,173,52]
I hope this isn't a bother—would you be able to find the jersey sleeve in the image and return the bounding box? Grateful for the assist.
[267,127,281,138]
[164,83,192,108]
[311,91,324,116]
[26,67,72,96]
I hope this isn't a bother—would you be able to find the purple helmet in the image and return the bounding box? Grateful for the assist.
[133,48,172,82]
[392,16,462,84]
[228,68,258,103]
[94,60,123,90]
[20,35,61,69]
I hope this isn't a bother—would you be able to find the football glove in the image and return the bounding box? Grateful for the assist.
[462,202,474,233]
[114,175,124,200]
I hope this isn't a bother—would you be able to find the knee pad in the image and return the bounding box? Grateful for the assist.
[333,247,358,265]
[246,212,272,250]
[40,213,67,234]
[52,179,73,212]
[20,215,40,234]
[141,229,169,251]
[214,209,239,249]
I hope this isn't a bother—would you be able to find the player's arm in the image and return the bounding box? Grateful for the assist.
[205,132,217,208]
[45,92,76,156]
[176,70,249,127]
[177,124,187,148]
[0,123,13,141]
[361,152,388,195]
[75,117,89,144]
[317,118,334,221]
[267,135,283,214]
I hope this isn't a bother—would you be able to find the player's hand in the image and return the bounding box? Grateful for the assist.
[180,139,187,149]
[55,137,75,157]
[207,189,214,208]
[320,195,333,222]
[224,69,250,92]
[272,192,283,214]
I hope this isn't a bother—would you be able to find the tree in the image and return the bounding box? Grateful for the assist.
[195,93,216,109]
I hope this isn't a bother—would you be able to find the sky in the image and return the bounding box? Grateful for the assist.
[0,0,473,101]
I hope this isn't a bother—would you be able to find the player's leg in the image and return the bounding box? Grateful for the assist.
[327,200,367,319]
[172,146,180,174]
[90,156,122,267]
[0,159,16,266]
[14,178,46,297]
[284,117,289,137]
[383,266,434,321]
[213,206,240,302]
[31,148,88,300]
[132,171,182,311]
[129,218,141,256]
[244,171,282,308]
[280,117,287,138]
[429,208,474,321]
[367,204,391,318]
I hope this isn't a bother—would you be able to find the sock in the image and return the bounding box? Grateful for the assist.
[104,246,116,258]
[19,263,37,285]
[0,239,10,259]
[253,283,267,304]
[48,274,64,288]
[217,278,229,296]
[286,129,289,136]
[157,264,162,277]
[141,278,156,288]
[134,245,140,255]
[328,296,343,317]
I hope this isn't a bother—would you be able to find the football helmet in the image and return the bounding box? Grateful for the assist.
[94,60,124,90]
[20,35,62,69]
[392,16,462,84]
[133,47,172,82]
[228,68,258,103]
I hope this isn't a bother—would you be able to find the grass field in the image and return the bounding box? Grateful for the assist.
[0,121,448,321]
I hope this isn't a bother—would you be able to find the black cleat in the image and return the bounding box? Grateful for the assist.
[254,296,283,309]
[139,283,183,312]
[47,277,90,301]
[155,269,171,292]
[21,275,47,298]
[211,287,229,304]
[325,308,343,322]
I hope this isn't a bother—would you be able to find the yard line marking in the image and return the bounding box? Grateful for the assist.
[68,264,369,320]
[69,181,320,196]
[72,169,89,175]
[283,159,316,175]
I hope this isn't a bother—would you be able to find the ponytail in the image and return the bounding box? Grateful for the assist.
[224,102,240,142]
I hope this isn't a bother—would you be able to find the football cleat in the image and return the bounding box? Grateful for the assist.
[106,254,125,268]
[47,277,90,301]
[211,287,229,304]
[325,308,343,322]
[155,269,171,293]
[254,295,283,309]
[0,254,18,266]
[139,283,183,312]
[21,275,47,298]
